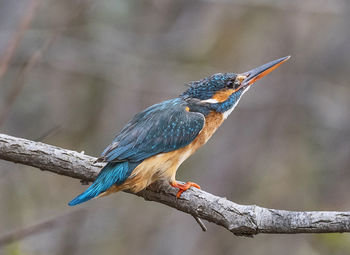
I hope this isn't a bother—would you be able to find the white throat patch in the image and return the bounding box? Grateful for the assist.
[200,98,219,104]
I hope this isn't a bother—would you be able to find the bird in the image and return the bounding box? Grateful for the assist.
[68,56,290,206]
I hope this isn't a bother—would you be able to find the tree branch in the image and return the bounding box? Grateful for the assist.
[0,133,349,236]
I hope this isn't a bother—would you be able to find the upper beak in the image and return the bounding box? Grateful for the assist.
[237,56,290,88]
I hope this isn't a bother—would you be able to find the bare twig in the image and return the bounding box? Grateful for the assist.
[193,215,207,232]
[0,0,39,80]
[0,133,349,236]
[35,125,61,141]
[0,208,86,247]
[0,1,87,127]
[0,32,58,127]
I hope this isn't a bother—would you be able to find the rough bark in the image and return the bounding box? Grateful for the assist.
[0,133,349,236]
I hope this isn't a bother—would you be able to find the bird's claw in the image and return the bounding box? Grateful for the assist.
[170,181,201,198]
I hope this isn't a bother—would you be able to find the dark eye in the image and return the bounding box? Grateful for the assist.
[227,80,234,88]
[227,80,240,90]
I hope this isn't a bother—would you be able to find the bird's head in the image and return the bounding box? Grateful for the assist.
[182,56,290,116]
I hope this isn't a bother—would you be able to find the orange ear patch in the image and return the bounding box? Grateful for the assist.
[212,89,235,102]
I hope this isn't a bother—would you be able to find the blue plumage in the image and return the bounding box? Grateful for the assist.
[183,73,237,100]
[68,162,138,206]
[210,89,244,113]
[69,98,204,206]
[100,98,204,163]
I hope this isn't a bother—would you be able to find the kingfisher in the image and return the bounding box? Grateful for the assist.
[69,56,290,206]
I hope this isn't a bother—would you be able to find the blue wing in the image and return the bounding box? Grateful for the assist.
[99,98,205,163]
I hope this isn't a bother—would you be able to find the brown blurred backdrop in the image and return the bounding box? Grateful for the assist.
[0,0,350,254]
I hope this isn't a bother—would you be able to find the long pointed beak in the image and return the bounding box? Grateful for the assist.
[237,56,290,88]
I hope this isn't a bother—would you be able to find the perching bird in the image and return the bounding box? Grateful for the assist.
[69,56,290,206]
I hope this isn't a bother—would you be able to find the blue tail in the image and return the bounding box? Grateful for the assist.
[68,161,136,206]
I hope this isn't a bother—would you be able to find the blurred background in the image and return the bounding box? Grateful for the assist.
[0,0,350,254]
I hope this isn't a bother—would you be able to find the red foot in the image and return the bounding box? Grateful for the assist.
[170,181,201,198]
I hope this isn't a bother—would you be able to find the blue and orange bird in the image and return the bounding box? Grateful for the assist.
[69,56,290,206]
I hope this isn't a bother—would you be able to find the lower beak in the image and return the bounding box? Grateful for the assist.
[238,56,290,88]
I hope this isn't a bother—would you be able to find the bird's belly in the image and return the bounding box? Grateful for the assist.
[112,111,224,193]
[118,149,192,193]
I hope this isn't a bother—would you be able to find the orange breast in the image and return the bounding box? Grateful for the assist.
[102,111,225,195]
[189,111,225,149]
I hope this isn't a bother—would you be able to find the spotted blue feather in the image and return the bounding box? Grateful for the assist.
[100,98,205,162]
